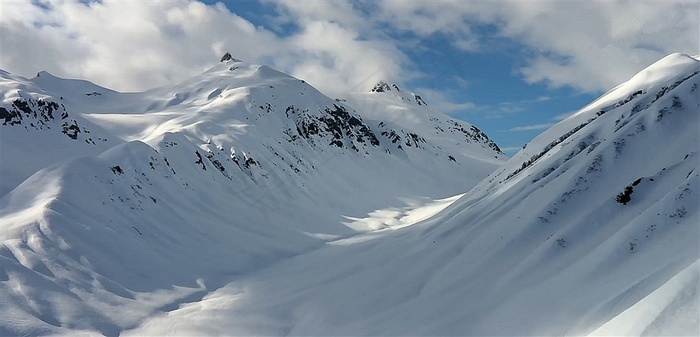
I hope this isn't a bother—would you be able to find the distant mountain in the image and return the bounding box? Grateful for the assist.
[0,55,504,335]
[351,80,503,158]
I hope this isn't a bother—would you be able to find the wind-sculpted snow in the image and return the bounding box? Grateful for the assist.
[1,53,698,336]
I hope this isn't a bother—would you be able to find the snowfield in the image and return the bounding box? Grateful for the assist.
[1,53,698,336]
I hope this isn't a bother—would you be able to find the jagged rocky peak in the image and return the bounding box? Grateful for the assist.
[370,80,427,106]
[220,52,232,62]
[413,93,426,106]
[370,81,401,93]
[219,52,241,63]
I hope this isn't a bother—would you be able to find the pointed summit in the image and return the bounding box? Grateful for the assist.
[370,81,390,93]
[219,52,242,63]
[220,52,233,62]
[368,81,427,106]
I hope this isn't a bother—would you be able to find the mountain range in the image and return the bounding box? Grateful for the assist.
[0,53,698,336]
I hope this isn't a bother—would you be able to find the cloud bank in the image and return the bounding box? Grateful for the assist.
[2,0,697,99]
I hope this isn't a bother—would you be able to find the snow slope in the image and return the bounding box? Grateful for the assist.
[1,53,697,336]
[0,70,122,197]
[124,53,699,336]
[0,56,505,335]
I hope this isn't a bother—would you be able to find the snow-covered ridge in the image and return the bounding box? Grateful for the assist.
[127,53,698,336]
[0,55,505,197]
[496,53,699,186]
[370,80,427,106]
[350,80,504,159]
[0,72,121,197]
[1,53,697,336]
[0,54,504,335]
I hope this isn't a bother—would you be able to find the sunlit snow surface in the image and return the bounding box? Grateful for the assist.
[1,54,699,336]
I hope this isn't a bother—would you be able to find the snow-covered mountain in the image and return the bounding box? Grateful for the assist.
[0,55,505,335]
[134,52,696,336]
[130,53,697,336]
[1,53,697,336]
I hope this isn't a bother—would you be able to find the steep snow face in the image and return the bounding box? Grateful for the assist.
[121,54,698,336]
[349,81,505,163]
[0,57,505,335]
[403,52,700,336]
[2,53,696,336]
[0,70,122,197]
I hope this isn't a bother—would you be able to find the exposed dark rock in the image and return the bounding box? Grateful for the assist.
[291,104,380,150]
[447,121,502,154]
[61,120,80,139]
[220,52,233,62]
[370,81,392,93]
[414,94,427,106]
[195,151,206,170]
[111,166,124,175]
[0,107,12,124]
[244,155,257,168]
[616,178,644,205]
[3,96,79,141]
[616,186,634,205]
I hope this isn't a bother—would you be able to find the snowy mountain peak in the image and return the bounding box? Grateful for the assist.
[220,52,233,62]
[219,52,242,63]
[369,80,429,107]
[570,53,699,121]
[35,70,56,79]
[617,53,698,93]
[370,80,400,93]
[1,56,505,199]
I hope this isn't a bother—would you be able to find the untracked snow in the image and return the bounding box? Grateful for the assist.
[1,53,698,336]
[1,56,503,336]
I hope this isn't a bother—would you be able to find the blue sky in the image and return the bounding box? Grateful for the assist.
[3,0,698,155]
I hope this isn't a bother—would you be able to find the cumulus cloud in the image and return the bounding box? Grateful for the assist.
[411,87,477,113]
[0,0,405,97]
[1,0,282,91]
[258,0,408,95]
[276,20,405,96]
[501,1,699,91]
[371,0,699,92]
[1,0,697,99]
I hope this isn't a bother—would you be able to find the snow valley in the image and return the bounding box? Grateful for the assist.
[1,53,698,336]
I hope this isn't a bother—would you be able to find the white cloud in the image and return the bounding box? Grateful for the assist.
[499,146,525,154]
[278,20,406,96]
[1,0,282,91]
[412,87,477,113]
[509,123,556,132]
[0,0,405,98]
[257,0,409,95]
[1,0,697,99]
[370,1,699,93]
